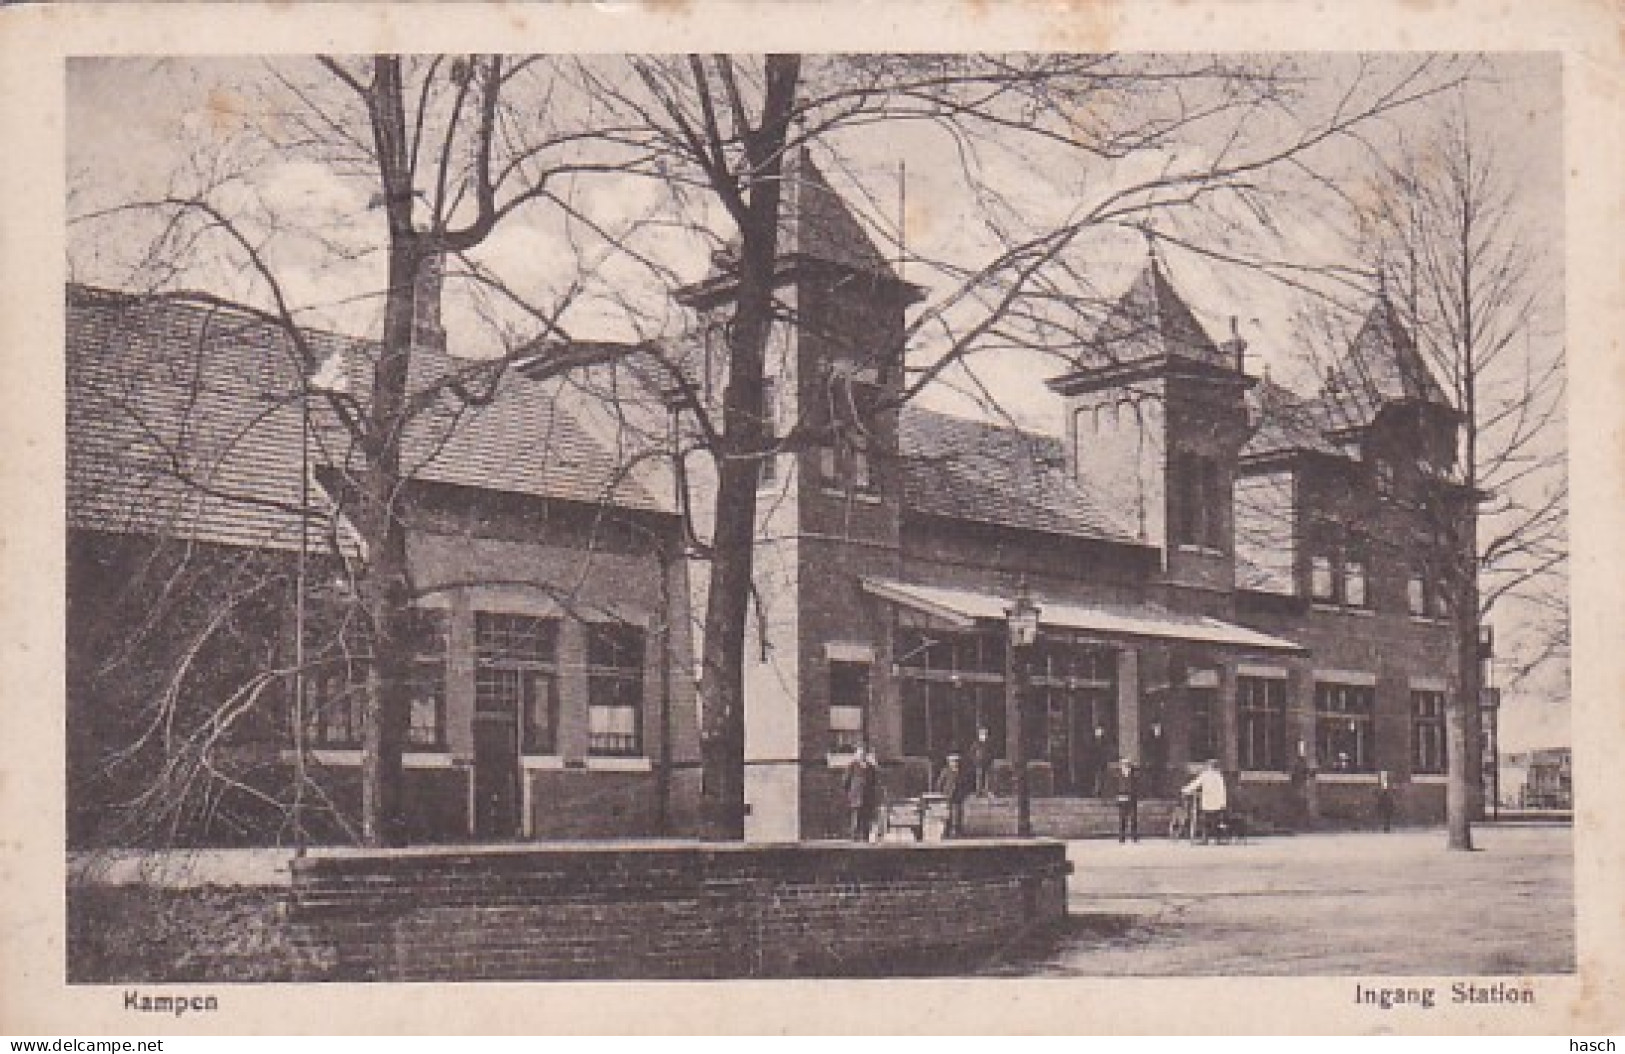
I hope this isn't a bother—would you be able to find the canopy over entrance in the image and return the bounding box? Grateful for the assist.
[861,577,1306,655]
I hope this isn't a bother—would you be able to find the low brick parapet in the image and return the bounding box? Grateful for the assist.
[287,839,1069,980]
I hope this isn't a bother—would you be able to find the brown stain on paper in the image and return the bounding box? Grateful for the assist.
[904,198,937,248]
[204,87,246,137]
[644,0,696,17]
[1041,0,1122,53]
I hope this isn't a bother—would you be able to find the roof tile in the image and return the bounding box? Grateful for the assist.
[1317,293,1452,430]
[1078,259,1232,371]
[898,406,1139,544]
[67,287,667,552]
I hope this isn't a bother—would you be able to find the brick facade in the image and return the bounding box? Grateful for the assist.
[67,154,1480,847]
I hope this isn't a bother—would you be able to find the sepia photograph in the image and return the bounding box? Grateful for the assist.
[2,0,1619,1037]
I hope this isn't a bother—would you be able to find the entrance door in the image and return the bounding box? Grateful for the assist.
[1045,687,1117,796]
[473,709,521,839]
[1040,690,1093,795]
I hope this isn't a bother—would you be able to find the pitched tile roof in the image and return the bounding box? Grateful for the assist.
[1316,293,1453,431]
[679,148,924,305]
[1241,375,1345,460]
[777,149,902,280]
[1078,259,1233,371]
[328,348,667,515]
[898,406,1139,545]
[67,286,668,553]
[68,287,323,552]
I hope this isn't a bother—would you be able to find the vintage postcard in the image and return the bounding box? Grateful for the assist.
[1,0,1621,1036]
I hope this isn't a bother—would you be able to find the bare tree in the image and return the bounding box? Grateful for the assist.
[1304,97,1565,849]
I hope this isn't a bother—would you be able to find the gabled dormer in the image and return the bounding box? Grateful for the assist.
[1047,256,1255,597]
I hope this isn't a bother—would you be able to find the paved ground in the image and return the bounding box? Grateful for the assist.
[1002,823,1575,976]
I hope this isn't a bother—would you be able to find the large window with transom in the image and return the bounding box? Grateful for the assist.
[1315,680,1376,772]
[1238,674,1288,772]
[475,612,558,754]
[308,606,446,750]
[897,629,1006,762]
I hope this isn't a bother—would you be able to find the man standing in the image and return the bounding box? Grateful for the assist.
[1103,758,1140,843]
[844,745,880,842]
[935,753,970,838]
[1181,759,1229,844]
[970,726,996,797]
[1376,770,1396,832]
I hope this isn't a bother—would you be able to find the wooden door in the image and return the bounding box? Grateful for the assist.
[473,709,520,839]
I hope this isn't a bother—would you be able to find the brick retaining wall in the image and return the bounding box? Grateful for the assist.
[287,839,1069,980]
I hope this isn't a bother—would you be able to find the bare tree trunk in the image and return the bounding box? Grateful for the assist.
[1444,669,1475,850]
[695,53,801,841]
[698,461,756,840]
[1447,510,1484,849]
[358,237,419,848]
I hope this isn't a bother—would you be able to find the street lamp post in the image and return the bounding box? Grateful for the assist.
[1005,576,1041,839]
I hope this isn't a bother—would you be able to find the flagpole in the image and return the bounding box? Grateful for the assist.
[292,375,309,858]
[897,159,907,280]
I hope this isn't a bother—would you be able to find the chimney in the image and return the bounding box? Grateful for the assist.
[413,252,447,352]
[1220,315,1248,372]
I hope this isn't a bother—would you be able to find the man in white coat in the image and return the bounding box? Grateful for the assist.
[1181,759,1229,844]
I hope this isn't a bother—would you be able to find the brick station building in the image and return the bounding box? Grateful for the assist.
[65,152,1478,846]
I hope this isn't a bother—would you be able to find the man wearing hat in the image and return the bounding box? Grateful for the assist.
[935,753,970,838]
[844,745,881,842]
[1102,757,1141,843]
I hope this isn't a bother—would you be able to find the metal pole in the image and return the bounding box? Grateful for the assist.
[1006,635,1031,838]
[897,159,907,281]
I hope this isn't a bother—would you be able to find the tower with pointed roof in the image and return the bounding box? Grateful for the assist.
[674,148,926,840]
[1046,255,1256,606]
[1316,290,1459,475]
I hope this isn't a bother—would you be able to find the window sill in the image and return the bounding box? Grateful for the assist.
[1239,770,1292,783]
[521,754,566,771]
[1176,544,1226,557]
[896,669,1004,685]
[585,756,652,772]
[289,748,457,769]
[1315,772,1379,784]
[1310,602,1374,616]
[820,487,883,505]
[1411,773,1449,785]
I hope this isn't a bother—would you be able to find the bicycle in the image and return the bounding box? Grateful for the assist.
[1167,792,1196,841]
